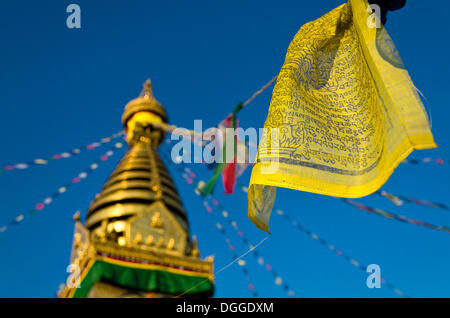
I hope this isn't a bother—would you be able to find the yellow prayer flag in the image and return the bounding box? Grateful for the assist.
[248,0,436,232]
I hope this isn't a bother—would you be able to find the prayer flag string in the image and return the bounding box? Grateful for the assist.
[152,76,277,140]
[199,206,259,297]
[161,160,258,296]
[376,190,450,211]
[340,198,450,234]
[162,151,296,297]
[274,209,409,298]
[0,142,124,235]
[401,157,446,165]
[235,181,450,234]
[0,131,124,175]
[200,103,241,196]
[233,182,408,297]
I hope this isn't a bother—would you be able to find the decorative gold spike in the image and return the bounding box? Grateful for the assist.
[57,284,66,297]
[191,235,200,258]
[167,238,175,250]
[151,212,163,228]
[133,232,143,245]
[73,211,81,222]
[143,79,153,98]
[120,79,168,129]
[74,233,82,248]
[145,235,154,246]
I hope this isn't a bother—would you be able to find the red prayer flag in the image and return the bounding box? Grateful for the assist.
[221,116,238,194]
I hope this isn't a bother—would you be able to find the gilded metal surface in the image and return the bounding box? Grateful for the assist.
[87,137,188,228]
[94,239,213,274]
[125,201,188,256]
[86,203,147,228]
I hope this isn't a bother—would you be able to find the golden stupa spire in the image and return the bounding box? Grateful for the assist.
[122,78,168,147]
[59,79,214,298]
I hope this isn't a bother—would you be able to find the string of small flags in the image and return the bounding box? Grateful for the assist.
[237,179,450,234]
[154,75,277,140]
[200,196,281,297]
[233,182,408,297]
[182,171,261,297]
[200,195,260,296]
[376,190,450,211]
[0,142,124,235]
[340,198,450,234]
[199,202,260,297]
[223,236,259,297]
[0,131,124,175]
[162,154,258,296]
[401,157,446,165]
[201,199,260,297]
[274,209,409,297]
[163,152,295,297]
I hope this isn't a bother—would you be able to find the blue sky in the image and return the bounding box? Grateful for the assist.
[0,0,449,297]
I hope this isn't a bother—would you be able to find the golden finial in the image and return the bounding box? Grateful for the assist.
[121,78,168,132]
[73,211,81,222]
[142,78,153,99]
